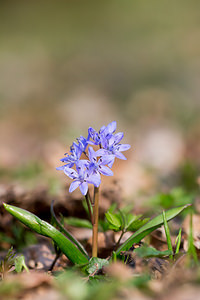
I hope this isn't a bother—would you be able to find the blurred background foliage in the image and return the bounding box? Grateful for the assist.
[0,0,200,198]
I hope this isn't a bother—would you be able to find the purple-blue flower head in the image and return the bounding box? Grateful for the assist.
[88,121,117,147]
[96,131,131,167]
[77,134,89,152]
[87,146,114,176]
[64,162,101,195]
[57,121,131,194]
[56,142,82,170]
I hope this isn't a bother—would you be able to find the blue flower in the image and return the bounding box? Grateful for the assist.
[76,134,89,152]
[56,142,82,170]
[96,132,131,167]
[87,127,101,146]
[87,147,114,177]
[88,121,117,146]
[57,121,130,194]
[64,162,101,195]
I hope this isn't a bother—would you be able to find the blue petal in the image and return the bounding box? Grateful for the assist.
[88,146,96,162]
[99,165,113,176]
[113,132,124,144]
[106,121,117,134]
[87,172,101,187]
[107,157,115,168]
[87,140,97,145]
[69,180,80,193]
[114,152,127,160]
[79,182,88,195]
[64,168,78,179]
[118,144,131,152]
[95,149,108,156]
[56,166,66,170]
[99,155,115,165]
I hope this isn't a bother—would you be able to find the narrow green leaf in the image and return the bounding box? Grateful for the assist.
[114,204,190,256]
[127,218,150,232]
[134,246,172,258]
[50,202,89,258]
[162,210,173,259]
[64,217,93,229]
[3,203,89,265]
[175,228,182,254]
[188,212,198,265]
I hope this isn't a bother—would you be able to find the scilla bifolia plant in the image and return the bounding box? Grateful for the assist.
[56,121,130,257]
[3,121,190,269]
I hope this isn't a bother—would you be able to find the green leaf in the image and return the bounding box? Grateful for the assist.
[127,218,150,231]
[14,255,29,273]
[64,217,93,229]
[50,202,89,258]
[175,228,182,254]
[3,203,89,265]
[125,214,141,229]
[114,204,190,256]
[85,257,109,275]
[188,212,198,265]
[105,211,122,231]
[107,203,117,213]
[134,246,172,258]
[98,219,110,232]
[162,210,173,259]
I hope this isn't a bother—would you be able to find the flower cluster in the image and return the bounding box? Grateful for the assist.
[57,121,130,195]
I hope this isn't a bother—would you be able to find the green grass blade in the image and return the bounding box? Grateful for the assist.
[50,201,89,258]
[162,210,173,259]
[3,203,89,265]
[175,228,182,254]
[115,204,190,256]
[188,212,198,265]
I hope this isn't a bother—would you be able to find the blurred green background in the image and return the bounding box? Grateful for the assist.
[0,0,200,196]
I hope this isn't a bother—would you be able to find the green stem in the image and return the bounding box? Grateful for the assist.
[85,192,94,225]
[115,230,125,250]
[92,187,99,257]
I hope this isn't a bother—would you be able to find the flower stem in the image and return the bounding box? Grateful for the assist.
[115,230,125,250]
[92,187,99,257]
[85,192,94,225]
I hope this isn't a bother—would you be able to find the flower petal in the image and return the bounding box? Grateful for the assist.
[114,152,127,160]
[99,165,113,176]
[87,172,101,187]
[113,132,124,144]
[69,180,80,193]
[99,155,115,165]
[56,165,66,170]
[79,182,88,195]
[64,168,78,179]
[106,121,117,134]
[107,157,115,168]
[95,149,109,156]
[117,144,131,152]
[88,146,96,162]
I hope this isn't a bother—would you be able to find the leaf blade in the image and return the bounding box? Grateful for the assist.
[115,204,190,256]
[3,203,89,265]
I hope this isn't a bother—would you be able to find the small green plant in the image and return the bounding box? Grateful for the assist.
[2,121,191,268]
[0,247,29,279]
